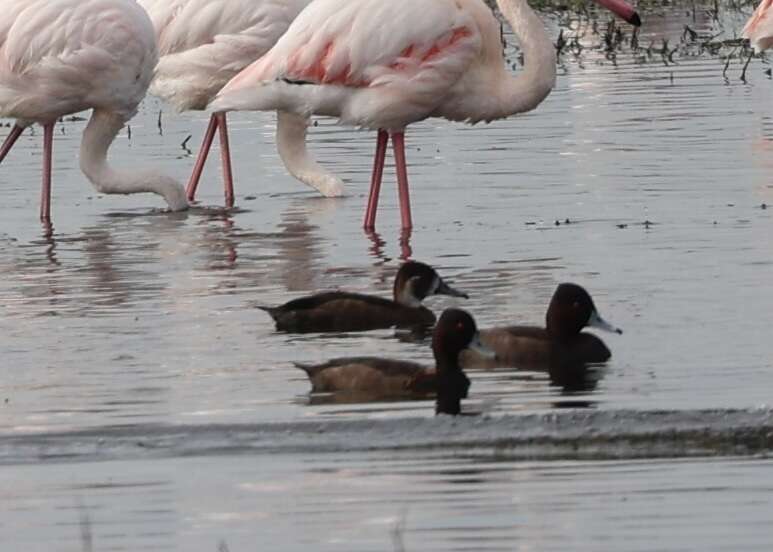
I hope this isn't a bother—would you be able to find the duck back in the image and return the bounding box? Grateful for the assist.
[295,357,434,395]
[461,326,611,369]
[262,291,435,332]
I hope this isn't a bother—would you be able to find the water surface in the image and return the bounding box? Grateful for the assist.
[1,2,772,549]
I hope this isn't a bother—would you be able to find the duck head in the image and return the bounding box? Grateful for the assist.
[432,308,494,415]
[546,283,622,341]
[393,261,468,307]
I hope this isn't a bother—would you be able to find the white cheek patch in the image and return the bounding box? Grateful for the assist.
[397,275,425,308]
[429,276,440,295]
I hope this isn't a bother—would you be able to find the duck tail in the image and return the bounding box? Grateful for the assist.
[293,362,321,378]
[257,305,280,320]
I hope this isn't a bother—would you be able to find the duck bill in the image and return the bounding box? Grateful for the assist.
[436,279,469,299]
[592,0,642,26]
[588,310,623,335]
[466,332,497,359]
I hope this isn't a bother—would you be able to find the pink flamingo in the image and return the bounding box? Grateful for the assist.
[743,0,773,50]
[138,0,344,208]
[0,0,189,222]
[210,0,641,231]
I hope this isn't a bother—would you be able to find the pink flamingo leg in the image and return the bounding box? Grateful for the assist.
[391,131,413,231]
[399,229,413,260]
[186,114,219,202]
[0,125,24,164]
[216,112,235,208]
[363,129,389,230]
[40,123,54,222]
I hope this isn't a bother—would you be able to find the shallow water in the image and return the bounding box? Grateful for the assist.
[1,1,773,549]
[4,452,773,551]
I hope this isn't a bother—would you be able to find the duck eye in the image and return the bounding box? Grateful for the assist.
[573,301,580,310]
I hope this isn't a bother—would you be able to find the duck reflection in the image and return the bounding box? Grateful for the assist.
[548,359,606,393]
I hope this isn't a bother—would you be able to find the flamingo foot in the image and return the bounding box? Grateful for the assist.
[399,228,413,260]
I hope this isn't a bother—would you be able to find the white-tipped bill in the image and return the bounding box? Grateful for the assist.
[588,310,623,335]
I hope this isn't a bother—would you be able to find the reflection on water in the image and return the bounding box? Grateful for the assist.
[2,452,772,551]
[365,229,413,262]
[1,1,771,427]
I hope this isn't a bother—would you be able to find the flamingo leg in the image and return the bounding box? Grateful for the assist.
[186,114,219,202]
[399,228,413,260]
[363,129,389,230]
[40,123,54,222]
[391,131,413,231]
[0,125,24,165]
[216,112,235,208]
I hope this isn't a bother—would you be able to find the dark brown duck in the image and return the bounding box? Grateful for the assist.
[461,283,622,374]
[261,261,468,333]
[295,308,493,415]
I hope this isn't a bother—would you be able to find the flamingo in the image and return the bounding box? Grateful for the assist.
[743,0,773,51]
[0,0,189,222]
[138,0,344,208]
[209,0,641,231]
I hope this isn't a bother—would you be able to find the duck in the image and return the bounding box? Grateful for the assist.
[260,261,468,333]
[294,308,493,414]
[460,283,622,376]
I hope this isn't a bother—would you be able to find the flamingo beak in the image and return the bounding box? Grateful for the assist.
[592,0,642,26]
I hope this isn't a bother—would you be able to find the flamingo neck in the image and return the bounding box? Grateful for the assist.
[493,0,557,117]
[276,111,344,198]
[79,109,188,210]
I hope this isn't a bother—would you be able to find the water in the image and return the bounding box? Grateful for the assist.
[4,453,773,551]
[1,1,773,549]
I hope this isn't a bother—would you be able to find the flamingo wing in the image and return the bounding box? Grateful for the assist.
[743,0,773,51]
[0,0,156,121]
[213,0,483,126]
[138,0,310,110]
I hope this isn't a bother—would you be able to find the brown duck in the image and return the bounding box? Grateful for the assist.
[260,261,468,333]
[295,308,493,414]
[461,283,622,377]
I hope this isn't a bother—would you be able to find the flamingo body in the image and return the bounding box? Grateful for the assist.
[139,0,311,111]
[0,0,188,219]
[743,0,773,51]
[0,0,155,122]
[210,0,559,229]
[139,0,343,203]
[211,0,638,230]
[213,0,543,130]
